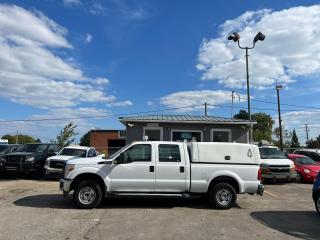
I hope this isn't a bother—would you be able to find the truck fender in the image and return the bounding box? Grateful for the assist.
[207,170,242,193]
[68,167,110,195]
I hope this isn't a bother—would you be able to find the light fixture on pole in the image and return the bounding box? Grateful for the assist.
[227,31,265,143]
[276,85,283,151]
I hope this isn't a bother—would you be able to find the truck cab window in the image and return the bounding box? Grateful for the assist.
[123,144,151,163]
[159,144,181,162]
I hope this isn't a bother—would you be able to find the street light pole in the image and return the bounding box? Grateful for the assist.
[276,85,283,151]
[228,32,265,143]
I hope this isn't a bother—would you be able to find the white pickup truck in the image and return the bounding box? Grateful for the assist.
[60,141,264,209]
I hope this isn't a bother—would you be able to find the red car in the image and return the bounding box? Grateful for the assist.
[288,154,320,183]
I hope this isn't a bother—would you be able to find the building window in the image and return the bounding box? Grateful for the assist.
[171,130,202,142]
[211,129,231,142]
[119,130,126,138]
[143,127,163,141]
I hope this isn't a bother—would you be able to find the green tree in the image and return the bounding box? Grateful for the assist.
[233,109,249,120]
[1,134,37,144]
[234,110,274,142]
[80,131,90,146]
[55,122,78,147]
[273,127,292,148]
[290,129,300,148]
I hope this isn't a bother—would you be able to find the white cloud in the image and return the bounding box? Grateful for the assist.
[0,4,121,109]
[160,90,245,112]
[197,5,320,89]
[107,100,133,107]
[63,0,81,6]
[84,33,92,44]
[278,110,320,144]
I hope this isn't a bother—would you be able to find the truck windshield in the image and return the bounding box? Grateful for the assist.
[18,144,47,153]
[107,144,130,159]
[295,157,317,165]
[259,148,287,159]
[59,148,87,157]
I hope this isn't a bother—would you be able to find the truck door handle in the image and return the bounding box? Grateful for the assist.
[225,156,231,160]
[149,166,154,172]
[180,166,184,173]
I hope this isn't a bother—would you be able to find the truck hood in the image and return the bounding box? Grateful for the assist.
[66,156,105,165]
[261,158,294,166]
[47,155,79,162]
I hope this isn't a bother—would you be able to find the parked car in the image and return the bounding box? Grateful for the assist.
[259,146,296,182]
[287,154,320,182]
[312,173,320,215]
[294,149,320,162]
[60,141,264,209]
[3,143,61,176]
[44,146,100,179]
[0,144,21,172]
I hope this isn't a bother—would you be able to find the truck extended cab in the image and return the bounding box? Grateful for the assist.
[60,141,264,209]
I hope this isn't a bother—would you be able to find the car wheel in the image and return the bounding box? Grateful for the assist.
[73,180,102,209]
[209,183,237,209]
[315,193,320,216]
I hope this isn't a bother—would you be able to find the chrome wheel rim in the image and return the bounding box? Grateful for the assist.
[216,189,232,206]
[79,187,96,205]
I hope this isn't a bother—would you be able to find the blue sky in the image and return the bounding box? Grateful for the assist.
[0,0,320,143]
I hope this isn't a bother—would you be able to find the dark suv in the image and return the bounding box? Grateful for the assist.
[3,143,61,176]
[0,144,21,171]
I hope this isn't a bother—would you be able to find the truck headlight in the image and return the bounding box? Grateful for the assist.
[25,156,35,162]
[290,166,296,173]
[65,164,75,177]
[45,159,50,166]
[304,169,310,174]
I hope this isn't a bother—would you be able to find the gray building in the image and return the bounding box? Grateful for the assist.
[119,115,255,144]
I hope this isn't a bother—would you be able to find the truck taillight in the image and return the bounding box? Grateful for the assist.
[258,168,262,181]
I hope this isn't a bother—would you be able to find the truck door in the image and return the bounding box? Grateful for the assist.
[155,144,187,192]
[110,144,155,192]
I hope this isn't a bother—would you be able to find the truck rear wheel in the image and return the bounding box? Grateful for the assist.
[209,182,237,209]
[73,180,102,209]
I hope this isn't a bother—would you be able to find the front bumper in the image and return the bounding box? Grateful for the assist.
[262,172,297,180]
[59,179,73,193]
[257,184,264,196]
[2,161,41,173]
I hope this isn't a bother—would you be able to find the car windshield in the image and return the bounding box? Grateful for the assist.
[18,144,48,153]
[59,148,87,157]
[259,148,287,159]
[295,157,316,165]
[0,145,10,153]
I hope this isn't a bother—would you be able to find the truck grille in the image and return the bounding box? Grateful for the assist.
[269,165,290,173]
[6,156,25,163]
[49,160,65,169]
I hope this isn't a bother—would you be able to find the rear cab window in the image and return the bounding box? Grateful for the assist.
[158,144,181,162]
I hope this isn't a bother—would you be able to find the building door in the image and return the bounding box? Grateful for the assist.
[155,143,187,192]
[110,144,155,192]
[143,127,163,141]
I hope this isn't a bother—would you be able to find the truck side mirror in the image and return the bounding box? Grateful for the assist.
[114,154,124,164]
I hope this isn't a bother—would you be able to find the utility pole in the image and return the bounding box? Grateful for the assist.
[305,124,310,143]
[204,102,208,117]
[276,85,283,151]
[15,130,18,144]
[231,91,235,118]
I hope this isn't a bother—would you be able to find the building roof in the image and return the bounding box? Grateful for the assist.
[119,115,256,125]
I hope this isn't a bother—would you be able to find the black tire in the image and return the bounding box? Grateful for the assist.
[209,182,237,209]
[315,193,320,216]
[73,180,102,209]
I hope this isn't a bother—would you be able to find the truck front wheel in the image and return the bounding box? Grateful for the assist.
[73,180,102,209]
[209,182,237,209]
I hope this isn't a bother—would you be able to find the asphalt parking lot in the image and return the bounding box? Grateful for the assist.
[0,179,319,240]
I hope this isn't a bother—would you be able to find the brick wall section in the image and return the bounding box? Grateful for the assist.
[90,130,120,155]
